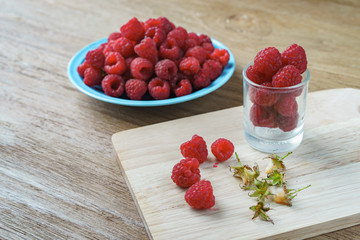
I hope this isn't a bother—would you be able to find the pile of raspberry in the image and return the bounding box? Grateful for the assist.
[171,135,234,209]
[246,44,307,132]
[77,17,230,100]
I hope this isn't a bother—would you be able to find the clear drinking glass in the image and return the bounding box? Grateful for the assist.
[243,64,310,153]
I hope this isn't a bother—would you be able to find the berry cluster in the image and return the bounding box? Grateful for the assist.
[77,17,230,100]
[246,44,307,132]
[171,135,234,209]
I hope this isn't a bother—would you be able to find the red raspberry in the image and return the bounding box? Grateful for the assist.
[281,44,307,74]
[185,180,215,209]
[130,57,154,81]
[144,18,162,32]
[101,74,125,97]
[85,48,105,69]
[104,52,126,75]
[274,94,298,117]
[122,57,136,81]
[77,61,90,78]
[272,65,302,87]
[125,79,148,100]
[185,46,207,65]
[192,69,211,90]
[179,57,200,75]
[250,104,278,128]
[169,72,189,90]
[211,138,234,162]
[249,82,279,106]
[120,17,145,42]
[107,32,123,42]
[198,34,212,45]
[210,49,230,67]
[159,38,181,60]
[112,37,135,58]
[171,158,200,188]
[180,135,208,164]
[134,38,158,64]
[167,27,188,48]
[183,32,200,51]
[174,79,192,97]
[202,42,215,58]
[148,77,170,100]
[103,41,115,55]
[158,17,174,33]
[187,32,201,45]
[253,47,282,78]
[145,27,166,47]
[155,59,178,80]
[97,43,107,52]
[202,59,223,81]
[83,67,102,86]
[277,112,299,132]
[245,65,271,85]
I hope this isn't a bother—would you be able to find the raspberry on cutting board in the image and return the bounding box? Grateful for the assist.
[211,138,234,162]
[180,135,208,164]
[185,180,215,209]
[171,158,201,188]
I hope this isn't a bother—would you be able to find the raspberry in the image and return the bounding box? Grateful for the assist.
[250,104,277,128]
[202,42,215,58]
[202,59,222,81]
[192,69,211,90]
[158,17,174,33]
[245,65,270,85]
[179,57,200,75]
[174,79,192,97]
[155,59,178,80]
[144,18,162,32]
[274,94,298,117]
[112,37,135,58]
[145,27,166,47]
[83,67,102,86]
[97,43,107,52]
[103,41,115,55]
[169,72,189,90]
[101,74,125,97]
[210,49,230,67]
[198,34,211,45]
[185,46,207,65]
[211,138,234,162]
[272,65,302,87]
[180,135,208,164]
[77,61,90,78]
[277,113,299,132]
[249,82,279,106]
[167,27,188,48]
[148,77,170,100]
[125,79,148,100]
[134,37,158,64]
[104,52,126,75]
[171,158,200,188]
[183,32,200,51]
[107,32,123,42]
[159,38,181,60]
[130,57,154,81]
[281,44,307,74]
[185,180,215,209]
[253,47,282,78]
[187,32,201,45]
[120,17,145,42]
[85,48,105,69]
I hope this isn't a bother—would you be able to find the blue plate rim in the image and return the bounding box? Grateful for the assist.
[67,37,235,107]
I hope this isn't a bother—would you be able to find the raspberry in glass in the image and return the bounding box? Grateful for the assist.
[272,65,302,88]
[250,104,278,128]
[277,113,299,132]
[249,82,279,106]
[253,47,282,78]
[274,94,298,117]
[281,44,307,74]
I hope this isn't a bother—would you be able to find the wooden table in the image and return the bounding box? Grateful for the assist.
[1,0,359,239]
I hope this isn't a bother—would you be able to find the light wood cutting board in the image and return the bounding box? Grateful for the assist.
[112,88,360,240]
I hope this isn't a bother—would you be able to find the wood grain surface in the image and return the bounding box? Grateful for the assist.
[0,0,359,239]
[112,88,360,240]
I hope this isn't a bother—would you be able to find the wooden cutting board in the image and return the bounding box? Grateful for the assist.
[112,88,360,240]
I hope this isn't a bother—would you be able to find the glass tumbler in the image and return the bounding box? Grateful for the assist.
[243,64,310,153]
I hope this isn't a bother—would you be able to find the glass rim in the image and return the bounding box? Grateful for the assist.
[242,63,310,90]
